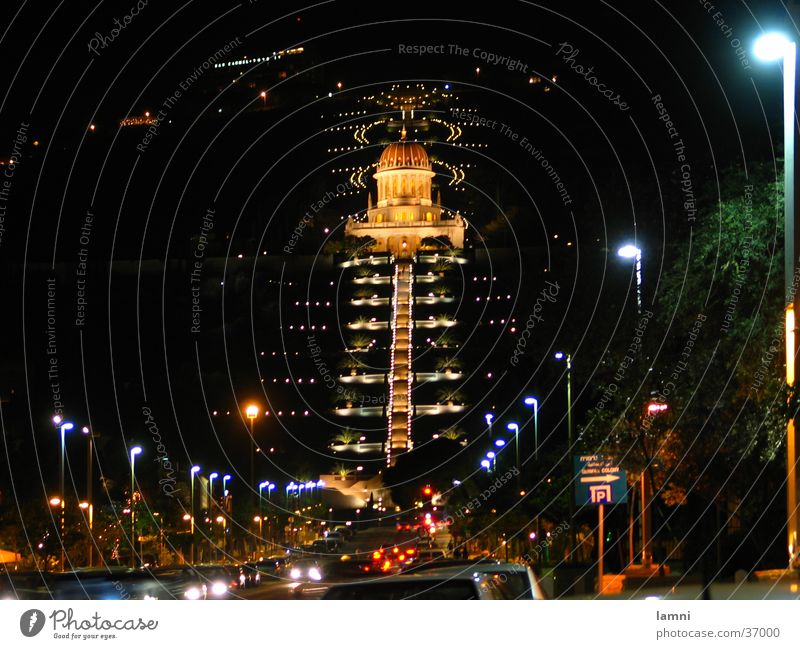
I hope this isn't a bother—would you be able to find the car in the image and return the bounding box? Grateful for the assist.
[333,526,354,539]
[322,573,507,599]
[415,549,447,564]
[144,565,232,600]
[291,558,376,598]
[286,558,324,583]
[404,561,547,599]
[311,538,340,554]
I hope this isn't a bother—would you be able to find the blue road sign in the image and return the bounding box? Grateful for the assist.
[574,455,627,506]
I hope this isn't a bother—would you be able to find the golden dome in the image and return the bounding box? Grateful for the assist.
[378,141,430,171]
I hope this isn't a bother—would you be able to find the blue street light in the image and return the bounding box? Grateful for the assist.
[480,459,491,470]
[506,422,520,475]
[190,466,200,533]
[494,439,506,447]
[484,413,494,441]
[223,474,231,497]
[523,396,539,460]
[554,350,574,559]
[286,482,297,504]
[268,483,276,499]
[209,472,219,511]
[55,418,74,570]
[129,446,142,568]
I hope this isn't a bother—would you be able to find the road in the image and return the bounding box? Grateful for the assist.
[238,526,431,600]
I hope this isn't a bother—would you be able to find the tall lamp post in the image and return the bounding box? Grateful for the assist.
[618,243,647,567]
[555,351,574,560]
[209,472,218,511]
[617,245,643,315]
[54,417,73,571]
[81,426,95,567]
[506,422,520,480]
[484,413,494,442]
[523,396,539,460]
[246,405,259,506]
[754,31,800,569]
[190,465,200,564]
[129,446,142,568]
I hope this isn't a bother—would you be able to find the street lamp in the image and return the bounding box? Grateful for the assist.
[506,422,520,476]
[209,472,218,512]
[129,446,142,568]
[55,418,73,571]
[81,426,96,567]
[484,413,494,441]
[754,30,800,569]
[523,396,539,460]
[189,466,200,563]
[617,244,642,314]
[223,474,231,498]
[554,351,575,560]
[245,405,259,505]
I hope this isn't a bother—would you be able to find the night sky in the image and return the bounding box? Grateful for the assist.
[0,0,794,515]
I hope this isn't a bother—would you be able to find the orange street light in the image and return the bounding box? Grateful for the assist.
[245,405,259,504]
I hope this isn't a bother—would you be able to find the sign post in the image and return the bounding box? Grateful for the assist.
[574,455,626,593]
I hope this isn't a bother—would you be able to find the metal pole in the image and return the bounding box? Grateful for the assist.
[641,472,652,568]
[60,427,65,572]
[86,433,93,567]
[534,401,539,461]
[249,419,256,507]
[130,457,136,569]
[597,503,605,593]
[190,475,195,564]
[784,42,800,570]
[567,354,574,560]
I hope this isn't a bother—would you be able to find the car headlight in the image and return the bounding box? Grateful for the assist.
[184,587,202,600]
[211,581,227,596]
[290,568,301,580]
[308,567,322,581]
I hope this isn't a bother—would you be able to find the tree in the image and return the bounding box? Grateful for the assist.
[331,428,359,446]
[581,162,788,572]
[438,426,466,441]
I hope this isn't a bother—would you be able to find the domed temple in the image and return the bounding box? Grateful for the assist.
[345,137,465,255]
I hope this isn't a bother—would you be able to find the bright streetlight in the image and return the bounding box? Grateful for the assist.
[506,422,520,477]
[523,396,539,460]
[223,474,231,497]
[617,244,643,314]
[190,466,200,563]
[209,472,219,513]
[55,418,73,571]
[245,405,259,505]
[484,413,494,441]
[554,351,574,559]
[129,446,142,568]
[754,30,800,569]
[81,426,96,567]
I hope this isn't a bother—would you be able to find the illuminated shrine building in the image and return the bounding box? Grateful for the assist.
[346,138,465,255]
[344,137,466,466]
